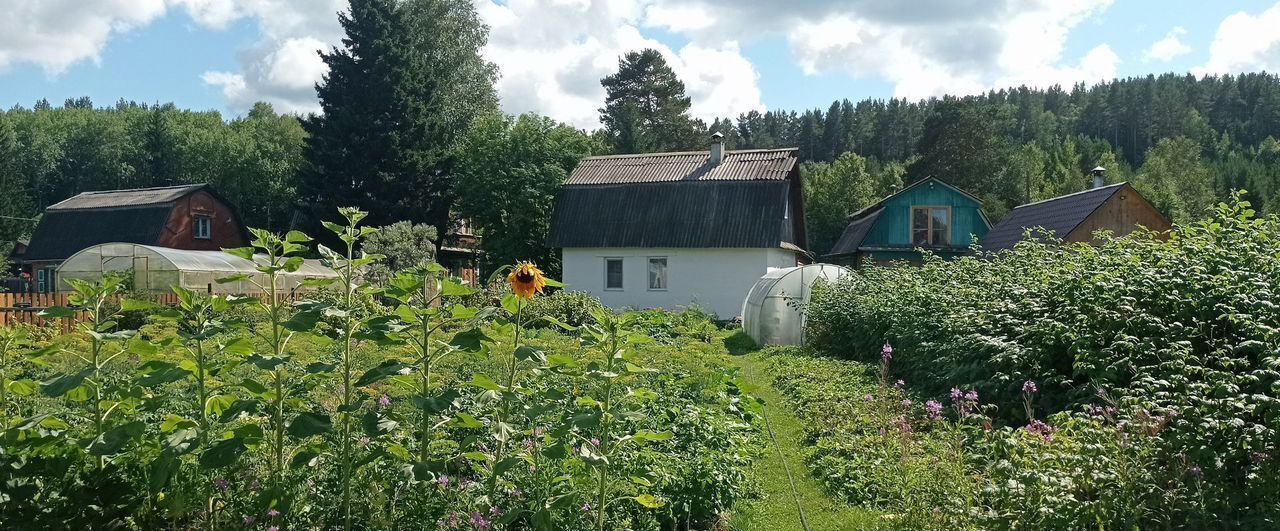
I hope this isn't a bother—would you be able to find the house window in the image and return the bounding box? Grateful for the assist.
[604,258,623,290]
[194,216,212,240]
[36,268,46,292]
[647,257,667,290]
[911,206,950,246]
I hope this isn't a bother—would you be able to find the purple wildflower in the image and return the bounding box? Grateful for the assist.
[881,342,893,362]
[951,388,978,416]
[267,527,279,531]
[359,436,371,446]
[925,400,943,421]
[469,511,490,530]
[214,478,230,491]
[437,474,451,487]
[1023,380,1037,394]
[489,506,503,517]
[950,387,963,401]
[1024,419,1056,442]
[590,438,601,447]
[511,488,524,498]
[964,390,978,402]
[377,394,391,409]
[863,393,874,402]
[900,399,913,409]
[243,515,256,525]
[1251,451,1269,464]
[894,379,905,390]
[582,502,593,513]
[267,509,280,518]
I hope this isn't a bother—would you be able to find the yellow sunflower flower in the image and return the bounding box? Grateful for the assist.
[507,262,547,300]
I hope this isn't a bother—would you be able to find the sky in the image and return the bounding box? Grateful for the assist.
[1,0,1279,129]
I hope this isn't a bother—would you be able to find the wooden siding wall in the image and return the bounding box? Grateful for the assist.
[1067,184,1172,243]
[158,190,248,251]
[862,182,989,247]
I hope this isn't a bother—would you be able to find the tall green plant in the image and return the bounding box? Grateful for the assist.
[0,327,55,431]
[40,277,148,469]
[220,228,324,506]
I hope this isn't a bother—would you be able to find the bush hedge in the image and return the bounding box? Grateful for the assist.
[805,194,1280,524]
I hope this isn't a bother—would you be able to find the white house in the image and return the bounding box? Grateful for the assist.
[547,134,809,319]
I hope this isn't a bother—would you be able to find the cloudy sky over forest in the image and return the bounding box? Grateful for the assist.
[1,0,1278,128]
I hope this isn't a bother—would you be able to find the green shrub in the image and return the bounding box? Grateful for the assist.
[523,289,605,328]
[805,194,1280,524]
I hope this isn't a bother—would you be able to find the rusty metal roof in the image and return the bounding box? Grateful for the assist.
[48,184,206,211]
[566,148,798,185]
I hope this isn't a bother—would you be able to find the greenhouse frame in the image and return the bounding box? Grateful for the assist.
[56,243,338,294]
[741,264,851,346]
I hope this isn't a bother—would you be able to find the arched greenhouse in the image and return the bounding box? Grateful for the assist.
[56,243,338,294]
[741,264,851,346]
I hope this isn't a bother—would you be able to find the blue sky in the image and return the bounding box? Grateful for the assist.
[1,1,1277,128]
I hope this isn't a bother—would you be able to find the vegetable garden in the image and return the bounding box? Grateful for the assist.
[0,209,759,530]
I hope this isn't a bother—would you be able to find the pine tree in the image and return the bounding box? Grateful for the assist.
[599,49,700,154]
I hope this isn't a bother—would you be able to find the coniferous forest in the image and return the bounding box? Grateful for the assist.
[4,70,1280,261]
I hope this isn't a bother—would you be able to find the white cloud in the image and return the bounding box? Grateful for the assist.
[0,0,167,74]
[477,0,764,128]
[1144,26,1191,63]
[1197,3,1280,75]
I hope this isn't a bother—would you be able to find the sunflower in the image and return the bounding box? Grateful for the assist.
[507,262,547,300]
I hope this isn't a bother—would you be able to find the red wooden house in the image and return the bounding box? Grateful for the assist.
[18,184,249,292]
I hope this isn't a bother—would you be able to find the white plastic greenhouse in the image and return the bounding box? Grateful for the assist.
[741,264,851,347]
[56,243,338,294]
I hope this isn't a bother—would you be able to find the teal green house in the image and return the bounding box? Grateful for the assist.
[825,177,991,266]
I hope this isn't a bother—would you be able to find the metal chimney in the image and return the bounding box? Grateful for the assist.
[1090,166,1106,189]
[709,131,725,165]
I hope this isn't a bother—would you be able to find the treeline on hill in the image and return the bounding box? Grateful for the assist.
[5,24,1280,266]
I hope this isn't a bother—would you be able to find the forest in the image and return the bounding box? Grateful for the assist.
[2,0,1280,267]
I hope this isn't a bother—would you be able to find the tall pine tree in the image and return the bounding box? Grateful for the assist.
[300,0,497,234]
[599,49,701,154]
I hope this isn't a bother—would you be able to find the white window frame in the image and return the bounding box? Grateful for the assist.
[603,257,624,291]
[647,257,668,291]
[194,216,212,240]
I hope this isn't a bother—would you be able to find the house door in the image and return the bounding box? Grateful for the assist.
[133,257,148,291]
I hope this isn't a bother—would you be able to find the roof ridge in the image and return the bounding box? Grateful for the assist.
[74,183,204,195]
[1012,182,1126,209]
[580,147,797,160]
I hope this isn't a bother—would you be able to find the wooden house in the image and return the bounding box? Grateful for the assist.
[826,177,991,266]
[979,179,1170,252]
[18,184,249,292]
[548,133,808,319]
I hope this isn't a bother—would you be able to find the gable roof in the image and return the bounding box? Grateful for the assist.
[826,177,988,256]
[23,184,216,262]
[979,182,1127,252]
[548,180,798,249]
[566,148,798,185]
[47,184,208,211]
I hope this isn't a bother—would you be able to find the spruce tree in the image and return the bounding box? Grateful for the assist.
[300,0,497,234]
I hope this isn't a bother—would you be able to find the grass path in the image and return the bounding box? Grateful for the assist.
[727,348,881,531]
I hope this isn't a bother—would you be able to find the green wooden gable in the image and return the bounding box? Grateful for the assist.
[827,177,990,266]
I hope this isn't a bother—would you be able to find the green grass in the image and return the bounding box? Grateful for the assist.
[724,335,883,531]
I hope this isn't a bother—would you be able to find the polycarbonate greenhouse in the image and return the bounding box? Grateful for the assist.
[741,264,851,346]
[56,243,338,294]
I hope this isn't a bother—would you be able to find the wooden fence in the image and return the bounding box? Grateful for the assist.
[0,291,303,333]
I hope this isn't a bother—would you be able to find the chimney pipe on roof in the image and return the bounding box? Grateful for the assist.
[710,131,725,165]
[1090,166,1106,189]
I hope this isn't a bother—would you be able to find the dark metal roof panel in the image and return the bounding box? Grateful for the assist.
[547,180,795,248]
[22,205,173,261]
[48,184,205,211]
[827,207,883,256]
[979,183,1125,252]
[566,148,798,185]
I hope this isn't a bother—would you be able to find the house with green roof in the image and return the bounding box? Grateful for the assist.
[825,177,991,266]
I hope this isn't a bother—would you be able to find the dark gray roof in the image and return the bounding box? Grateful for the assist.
[47,184,206,211]
[566,148,798,185]
[979,183,1126,252]
[23,184,213,262]
[547,181,798,248]
[827,207,883,256]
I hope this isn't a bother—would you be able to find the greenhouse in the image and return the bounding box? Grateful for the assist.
[56,243,338,294]
[741,264,851,346]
